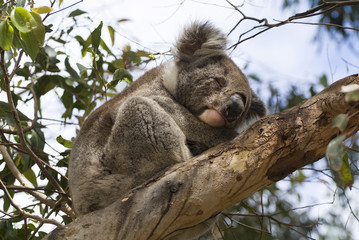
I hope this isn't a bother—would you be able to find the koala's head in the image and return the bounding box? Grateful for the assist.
[163,22,266,129]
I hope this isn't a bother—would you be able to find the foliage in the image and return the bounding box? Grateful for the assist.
[0,0,358,239]
[0,1,154,239]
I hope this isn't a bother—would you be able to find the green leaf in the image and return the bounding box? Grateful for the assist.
[62,215,73,225]
[31,6,53,14]
[75,35,91,57]
[10,7,33,33]
[0,21,14,50]
[91,21,103,51]
[65,57,80,79]
[61,90,73,109]
[56,135,73,148]
[68,9,87,18]
[3,190,14,212]
[23,169,38,187]
[100,39,113,56]
[34,75,62,97]
[331,153,354,189]
[340,155,354,188]
[0,101,44,128]
[342,84,359,101]
[76,63,88,76]
[108,25,115,46]
[331,113,348,132]
[326,134,346,171]
[20,30,39,60]
[29,11,45,46]
[30,128,45,151]
[109,68,133,87]
[319,74,328,87]
[345,90,359,102]
[248,74,261,82]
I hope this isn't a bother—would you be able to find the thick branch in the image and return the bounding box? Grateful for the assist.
[43,74,359,240]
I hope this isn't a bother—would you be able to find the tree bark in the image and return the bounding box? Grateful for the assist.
[43,74,359,240]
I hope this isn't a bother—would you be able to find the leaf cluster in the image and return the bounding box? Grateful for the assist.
[0,1,155,239]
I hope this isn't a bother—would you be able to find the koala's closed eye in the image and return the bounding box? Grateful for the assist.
[213,77,226,88]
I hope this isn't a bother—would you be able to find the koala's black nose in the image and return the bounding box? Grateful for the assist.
[221,94,244,122]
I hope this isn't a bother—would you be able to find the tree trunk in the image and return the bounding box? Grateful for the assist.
[43,74,359,240]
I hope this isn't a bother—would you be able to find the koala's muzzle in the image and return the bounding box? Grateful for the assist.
[198,93,246,128]
[221,93,245,123]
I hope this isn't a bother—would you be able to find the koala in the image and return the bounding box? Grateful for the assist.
[68,22,266,239]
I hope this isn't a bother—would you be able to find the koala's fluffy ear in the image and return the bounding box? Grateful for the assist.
[174,21,227,63]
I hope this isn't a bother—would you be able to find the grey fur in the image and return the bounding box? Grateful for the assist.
[174,21,227,63]
[68,22,266,239]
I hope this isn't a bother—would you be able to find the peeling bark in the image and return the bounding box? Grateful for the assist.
[43,74,359,240]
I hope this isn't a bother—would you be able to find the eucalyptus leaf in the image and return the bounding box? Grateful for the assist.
[319,74,328,87]
[91,21,103,51]
[56,135,73,148]
[0,21,14,50]
[340,155,354,188]
[108,68,133,87]
[345,90,359,102]
[23,169,38,187]
[108,25,115,46]
[0,101,44,128]
[65,57,80,79]
[31,6,53,14]
[29,11,45,46]
[10,7,33,33]
[326,134,346,171]
[20,30,39,60]
[331,113,348,132]
[68,9,87,18]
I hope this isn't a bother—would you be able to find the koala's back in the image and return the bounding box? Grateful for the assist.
[69,66,169,212]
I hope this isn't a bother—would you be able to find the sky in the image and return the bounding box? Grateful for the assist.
[53,0,358,95]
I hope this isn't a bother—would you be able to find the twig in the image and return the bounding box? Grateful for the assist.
[289,21,359,32]
[226,0,359,49]
[47,0,84,17]
[0,50,71,204]
[0,179,63,227]
[0,145,75,218]
[342,190,359,222]
[1,80,41,135]
[222,212,272,235]
[0,184,70,197]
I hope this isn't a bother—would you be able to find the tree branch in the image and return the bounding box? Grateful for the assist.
[0,179,63,227]
[0,145,75,218]
[43,74,359,240]
[226,0,359,49]
[0,50,73,210]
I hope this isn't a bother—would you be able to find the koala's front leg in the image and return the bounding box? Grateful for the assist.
[104,96,192,188]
